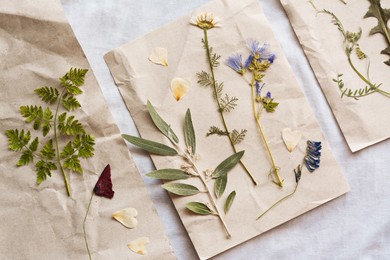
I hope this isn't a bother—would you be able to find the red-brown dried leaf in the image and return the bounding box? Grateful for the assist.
[93,164,114,199]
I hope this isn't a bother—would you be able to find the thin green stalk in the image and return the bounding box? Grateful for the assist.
[203,28,258,185]
[83,191,94,260]
[250,82,283,187]
[256,181,299,220]
[54,90,71,196]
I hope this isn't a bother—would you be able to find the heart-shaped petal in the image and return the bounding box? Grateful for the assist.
[282,128,302,152]
[128,237,150,255]
[171,77,191,101]
[148,47,168,66]
[112,208,138,229]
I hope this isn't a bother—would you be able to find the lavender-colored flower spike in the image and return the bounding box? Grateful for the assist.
[304,141,322,172]
[255,82,265,99]
[266,91,272,99]
[226,53,244,74]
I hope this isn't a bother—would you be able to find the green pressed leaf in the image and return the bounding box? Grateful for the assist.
[186,202,213,215]
[146,169,189,180]
[224,191,236,214]
[64,155,83,174]
[40,139,55,160]
[184,109,196,155]
[162,183,200,196]
[36,160,56,184]
[60,141,75,159]
[16,137,39,166]
[214,172,227,198]
[62,94,81,111]
[212,150,245,178]
[34,86,59,104]
[206,126,229,137]
[42,107,53,136]
[60,68,88,95]
[230,129,247,145]
[57,113,85,136]
[77,134,95,158]
[122,134,177,156]
[146,100,179,143]
[5,129,31,151]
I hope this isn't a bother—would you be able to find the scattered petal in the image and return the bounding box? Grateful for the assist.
[128,237,150,255]
[93,164,114,199]
[112,208,138,229]
[282,128,302,152]
[171,77,191,101]
[148,47,168,66]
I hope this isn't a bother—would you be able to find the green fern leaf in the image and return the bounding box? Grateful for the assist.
[60,141,75,159]
[34,86,59,104]
[77,134,95,158]
[5,129,31,151]
[63,155,83,174]
[206,126,229,137]
[197,71,213,87]
[62,93,81,111]
[40,139,55,160]
[60,68,88,95]
[20,105,43,130]
[219,94,238,112]
[42,107,53,136]
[36,160,56,184]
[230,129,247,145]
[58,113,85,136]
[16,137,39,166]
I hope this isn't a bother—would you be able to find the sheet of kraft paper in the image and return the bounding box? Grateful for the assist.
[280,0,390,152]
[104,0,350,258]
[0,0,175,259]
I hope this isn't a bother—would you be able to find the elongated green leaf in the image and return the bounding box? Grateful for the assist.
[147,100,179,143]
[212,150,245,178]
[184,109,196,155]
[122,134,177,156]
[214,172,227,198]
[224,191,236,214]
[162,183,200,196]
[186,202,213,215]
[146,169,189,180]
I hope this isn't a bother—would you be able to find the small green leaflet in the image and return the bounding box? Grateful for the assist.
[5,129,31,151]
[146,169,189,180]
[162,183,200,196]
[214,172,227,198]
[17,137,38,166]
[184,109,196,155]
[186,202,213,215]
[122,134,177,156]
[212,150,245,178]
[147,100,179,143]
[224,190,236,214]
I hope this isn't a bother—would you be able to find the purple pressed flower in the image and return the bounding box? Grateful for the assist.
[244,54,253,69]
[266,91,272,99]
[255,82,264,97]
[247,38,262,55]
[246,39,276,63]
[226,53,244,73]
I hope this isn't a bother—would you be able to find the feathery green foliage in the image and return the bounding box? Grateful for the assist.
[5,68,95,196]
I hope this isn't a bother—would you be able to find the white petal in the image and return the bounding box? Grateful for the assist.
[112,208,138,229]
[148,47,168,66]
[128,237,150,255]
[171,77,191,101]
[282,128,302,152]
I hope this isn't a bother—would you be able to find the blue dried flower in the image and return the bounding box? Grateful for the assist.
[266,91,272,99]
[246,39,276,63]
[244,54,254,69]
[255,82,265,98]
[304,140,322,172]
[226,53,245,74]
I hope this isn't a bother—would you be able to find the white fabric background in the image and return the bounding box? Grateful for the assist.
[61,0,390,259]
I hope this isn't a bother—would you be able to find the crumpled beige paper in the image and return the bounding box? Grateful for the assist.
[0,0,175,259]
[104,0,350,258]
[281,0,390,152]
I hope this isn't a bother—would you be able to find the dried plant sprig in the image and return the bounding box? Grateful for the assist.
[5,68,95,196]
[122,101,243,238]
[256,140,322,220]
[309,1,390,99]
[192,13,257,185]
[227,39,283,187]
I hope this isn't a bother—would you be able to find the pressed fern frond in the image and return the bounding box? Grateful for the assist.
[230,129,247,145]
[219,94,238,112]
[58,113,85,136]
[207,126,229,137]
[35,86,59,104]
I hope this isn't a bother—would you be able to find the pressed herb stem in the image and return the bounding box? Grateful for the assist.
[256,181,299,220]
[250,81,283,187]
[54,90,71,196]
[83,191,94,260]
[203,28,258,185]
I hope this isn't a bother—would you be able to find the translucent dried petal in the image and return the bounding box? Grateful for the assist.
[128,237,150,255]
[148,47,168,66]
[112,208,138,229]
[171,78,191,101]
[282,128,302,152]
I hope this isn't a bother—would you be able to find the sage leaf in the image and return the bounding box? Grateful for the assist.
[147,100,179,143]
[184,109,196,155]
[224,190,236,214]
[214,172,227,198]
[212,150,245,178]
[146,169,189,180]
[186,202,213,215]
[162,183,200,196]
[122,134,177,156]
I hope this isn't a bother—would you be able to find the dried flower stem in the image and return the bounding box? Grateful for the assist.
[203,28,257,185]
[83,191,94,260]
[183,150,232,238]
[250,81,283,187]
